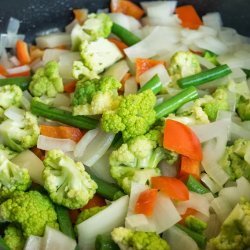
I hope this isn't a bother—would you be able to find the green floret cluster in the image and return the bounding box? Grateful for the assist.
[3,225,25,250]
[72,76,122,116]
[236,95,250,121]
[101,90,156,141]
[76,206,107,225]
[43,149,98,209]
[219,139,250,181]
[29,61,63,97]
[0,144,18,160]
[0,110,40,152]
[111,227,170,250]
[0,155,31,201]
[185,215,207,234]
[210,199,250,250]
[0,191,58,238]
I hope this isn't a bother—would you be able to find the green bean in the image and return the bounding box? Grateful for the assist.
[138,75,162,94]
[0,77,31,90]
[95,234,119,250]
[186,175,209,194]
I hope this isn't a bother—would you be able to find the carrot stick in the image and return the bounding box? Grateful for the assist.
[16,40,31,65]
[179,155,201,180]
[73,9,88,25]
[64,80,77,93]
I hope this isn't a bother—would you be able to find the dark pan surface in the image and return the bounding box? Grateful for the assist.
[0,0,249,42]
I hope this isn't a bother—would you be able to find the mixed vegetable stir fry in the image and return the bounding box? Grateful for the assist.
[0,0,250,249]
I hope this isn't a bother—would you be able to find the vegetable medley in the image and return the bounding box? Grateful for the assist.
[0,0,250,250]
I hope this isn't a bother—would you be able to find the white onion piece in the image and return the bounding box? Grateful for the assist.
[59,52,81,79]
[202,13,222,31]
[195,55,215,69]
[23,90,33,101]
[124,76,138,96]
[0,33,25,48]
[204,214,221,239]
[201,173,221,194]
[74,128,99,158]
[6,65,30,75]
[125,214,155,232]
[9,56,20,66]
[159,160,177,177]
[230,122,250,140]
[4,106,25,122]
[219,186,243,207]
[7,17,20,34]
[12,150,45,185]
[141,1,177,16]
[125,27,180,61]
[37,135,76,152]
[77,196,129,250]
[43,49,67,64]
[76,129,115,167]
[30,58,43,72]
[41,226,76,250]
[24,236,42,250]
[230,68,247,83]
[65,19,78,34]
[176,192,210,217]
[104,60,129,81]
[163,226,199,250]
[236,177,250,200]
[0,49,13,68]
[210,196,232,222]
[139,64,170,89]
[21,96,30,110]
[53,93,71,108]
[36,33,71,49]
[108,13,141,31]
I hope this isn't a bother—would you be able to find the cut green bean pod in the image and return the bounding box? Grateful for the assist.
[0,77,31,90]
[154,86,199,119]
[30,100,99,130]
[186,175,209,194]
[95,234,119,250]
[111,23,141,46]
[177,64,232,88]
[138,74,162,95]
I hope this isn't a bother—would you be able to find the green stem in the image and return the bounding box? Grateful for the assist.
[111,23,141,46]
[88,171,125,201]
[55,205,76,240]
[138,75,162,95]
[95,234,119,250]
[177,64,232,88]
[0,236,10,250]
[30,100,99,130]
[0,77,31,90]
[176,224,206,248]
[186,175,209,194]
[154,86,199,119]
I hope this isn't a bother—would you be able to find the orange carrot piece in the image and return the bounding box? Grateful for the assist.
[179,208,197,224]
[135,58,164,82]
[0,65,7,76]
[135,189,158,216]
[175,5,203,30]
[64,80,77,93]
[31,147,45,161]
[81,194,107,210]
[8,70,31,78]
[108,38,128,55]
[111,0,145,20]
[151,176,189,201]
[16,40,31,65]
[69,209,80,224]
[163,119,203,161]
[73,9,88,25]
[179,155,201,180]
[29,45,44,62]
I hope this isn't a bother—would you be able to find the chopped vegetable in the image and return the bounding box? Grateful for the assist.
[64,80,77,93]
[0,76,31,90]
[236,95,250,121]
[3,225,25,250]
[179,156,201,180]
[108,37,128,54]
[95,234,119,250]
[82,194,106,210]
[186,175,209,194]
[16,40,31,65]
[138,74,162,94]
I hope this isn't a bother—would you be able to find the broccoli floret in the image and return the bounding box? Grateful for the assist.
[111,227,170,250]
[210,199,250,250]
[3,225,25,250]
[0,191,58,238]
[0,144,18,160]
[43,150,97,209]
[101,90,156,141]
[203,50,219,66]
[0,155,31,201]
[72,76,122,115]
[167,51,201,89]
[0,111,40,152]
[219,139,250,181]
[73,38,123,80]
[75,206,107,225]
[236,95,250,121]
[29,61,63,97]
[185,215,207,234]
[72,61,99,80]
[71,13,113,50]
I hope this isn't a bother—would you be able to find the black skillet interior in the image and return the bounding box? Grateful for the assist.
[0,0,249,42]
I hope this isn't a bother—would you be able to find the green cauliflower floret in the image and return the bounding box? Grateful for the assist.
[203,50,220,66]
[167,51,201,89]
[0,144,18,159]
[29,61,63,97]
[219,139,250,181]
[111,227,170,250]
[185,215,207,234]
[210,199,250,250]
[72,76,122,115]
[71,13,113,50]
[236,95,250,121]
[0,111,40,152]
[73,38,123,80]
[0,154,31,201]
[101,90,156,141]
[3,225,25,250]
[0,191,58,238]
[43,149,97,209]
[76,206,107,225]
